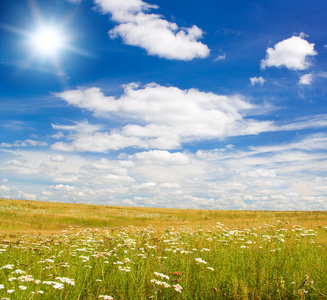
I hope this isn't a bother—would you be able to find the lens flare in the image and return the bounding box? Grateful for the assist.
[31,27,65,55]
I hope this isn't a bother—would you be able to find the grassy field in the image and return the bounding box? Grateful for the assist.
[1,198,327,299]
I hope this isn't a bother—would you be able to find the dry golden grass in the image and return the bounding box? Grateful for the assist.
[1,198,327,236]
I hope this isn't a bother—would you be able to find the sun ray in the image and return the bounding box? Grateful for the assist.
[1,0,95,87]
[30,26,65,56]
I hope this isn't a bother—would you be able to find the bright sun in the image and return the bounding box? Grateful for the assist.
[30,27,65,55]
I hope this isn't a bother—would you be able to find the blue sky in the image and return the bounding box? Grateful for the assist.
[1,0,327,210]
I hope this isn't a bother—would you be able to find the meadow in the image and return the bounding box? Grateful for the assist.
[1,198,327,299]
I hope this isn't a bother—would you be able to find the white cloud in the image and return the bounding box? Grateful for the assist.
[52,132,147,152]
[0,158,41,175]
[55,83,272,152]
[65,0,82,3]
[298,73,314,85]
[51,121,147,152]
[132,182,157,190]
[214,53,226,61]
[50,154,66,162]
[261,36,317,70]
[299,32,309,39]
[243,168,276,178]
[52,120,103,133]
[2,131,327,210]
[0,139,48,148]
[250,77,265,86]
[21,193,37,200]
[50,184,76,191]
[277,115,327,131]
[0,185,10,191]
[94,0,210,60]
[160,183,181,189]
[131,150,190,165]
[42,191,53,196]
[52,132,64,139]
[121,199,138,206]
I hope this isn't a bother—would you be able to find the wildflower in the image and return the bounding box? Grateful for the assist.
[0,284,4,289]
[1,264,14,270]
[150,279,170,288]
[98,296,114,300]
[7,290,14,294]
[59,263,70,268]
[53,283,64,290]
[154,272,169,280]
[55,277,75,285]
[8,277,16,281]
[118,266,131,272]
[173,284,183,293]
[207,267,214,271]
[18,275,34,282]
[12,269,25,275]
[18,285,27,290]
[195,258,207,264]
[37,290,44,294]
[161,282,171,288]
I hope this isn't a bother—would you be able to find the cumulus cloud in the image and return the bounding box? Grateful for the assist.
[52,131,147,153]
[298,73,314,85]
[2,131,327,209]
[0,185,10,191]
[261,36,317,70]
[131,150,190,165]
[250,77,265,86]
[160,183,181,189]
[55,83,272,152]
[94,0,210,60]
[50,184,76,191]
[0,158,41,175]
[51,121,147,152]
[50,154,66,162]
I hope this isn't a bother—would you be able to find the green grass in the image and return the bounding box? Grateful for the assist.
[1,199,327,299]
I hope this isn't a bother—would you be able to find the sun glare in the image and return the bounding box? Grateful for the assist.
[31,27,65,55]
